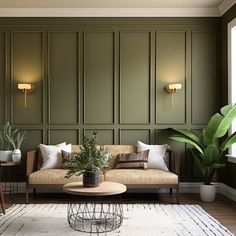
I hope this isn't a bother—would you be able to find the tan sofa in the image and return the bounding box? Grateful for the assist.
[26,145,179,203]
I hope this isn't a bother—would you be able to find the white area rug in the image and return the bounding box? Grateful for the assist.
[0,204,233,236]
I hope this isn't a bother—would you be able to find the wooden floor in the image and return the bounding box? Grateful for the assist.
[2,193,236,235]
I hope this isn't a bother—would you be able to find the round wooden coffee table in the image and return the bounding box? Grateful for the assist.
[63,181,127,233]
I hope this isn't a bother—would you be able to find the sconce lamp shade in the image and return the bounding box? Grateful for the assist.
[17,83,35,108]
[165,83,182,93]
[17,83,34,91]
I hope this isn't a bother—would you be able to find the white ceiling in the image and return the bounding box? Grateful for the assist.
[0,0,235,17]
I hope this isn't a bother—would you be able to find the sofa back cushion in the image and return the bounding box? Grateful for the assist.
[72,145,82,153]
[103,145,137,169]
[115,150,149,169]
[34,145,174,171]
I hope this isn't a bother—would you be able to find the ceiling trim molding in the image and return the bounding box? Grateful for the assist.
[218,0,236,16]
[0,7,221,17]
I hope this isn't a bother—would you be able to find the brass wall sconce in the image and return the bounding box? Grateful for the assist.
[165,83,182,108]
[17,83,35,108]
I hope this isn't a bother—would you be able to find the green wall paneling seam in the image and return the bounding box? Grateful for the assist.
[11,31,44,125]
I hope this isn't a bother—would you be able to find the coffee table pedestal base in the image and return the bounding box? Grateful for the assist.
[67,202,123,233]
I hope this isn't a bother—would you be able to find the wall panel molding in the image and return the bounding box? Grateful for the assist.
[83,31,115,125]
[119,129,151,145]
[84,129,115,145]
[119,31,151,125]
[48,31,79,125]
[156,30,187,124]
[191,30,217,125]
[0,32,6,123]
[0,19,219,182]
[11,31,44,125]
[48,129,79,145]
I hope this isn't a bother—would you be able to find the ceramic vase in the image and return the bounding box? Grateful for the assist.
[12,149,21,163]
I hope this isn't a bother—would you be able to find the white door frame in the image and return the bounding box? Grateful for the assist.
[228,17,236,157]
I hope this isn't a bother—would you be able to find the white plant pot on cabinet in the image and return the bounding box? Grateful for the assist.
[0,150,12,162]
[200,184,216,202]
[12,149,21,163]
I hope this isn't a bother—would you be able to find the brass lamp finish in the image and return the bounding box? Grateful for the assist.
[17,83,35,108]
[165,83,182,108]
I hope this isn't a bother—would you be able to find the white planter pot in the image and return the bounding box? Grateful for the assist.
[12,149,21,163]
[0,150,12,162]
[200,184,216,202]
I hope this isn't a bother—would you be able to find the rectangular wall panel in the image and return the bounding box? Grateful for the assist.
[20,129,43,181]
[84,129,114,145]
[49,32,78,124]
[21,129,43,153]
[49,129,78,145]
[120,129,150,145]
[0,32,5,123]
[84,32,114,124]
[192,31,217,124]
[12,32,43,124]
[156,32,186,124]
[120,32,150,124]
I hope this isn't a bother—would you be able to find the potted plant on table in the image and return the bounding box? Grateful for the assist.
[0,122,26,163]
[64,132,109,187]
[169,104,236,202]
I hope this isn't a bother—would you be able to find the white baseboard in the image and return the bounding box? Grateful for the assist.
[219,183,236,202]
[179,182,222,193]
[5,181,236,202]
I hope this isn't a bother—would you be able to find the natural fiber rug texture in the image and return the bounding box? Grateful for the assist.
[0,204,233,236]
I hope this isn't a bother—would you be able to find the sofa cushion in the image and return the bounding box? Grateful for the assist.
[28,169,104,185]
[40,143,72,170]
[103,145,137,169]
[115,150,149,169]
[137,141,168,171]
[104,169,178,185]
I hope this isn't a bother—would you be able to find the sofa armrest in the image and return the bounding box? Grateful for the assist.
[26,150,37,178]
[167,150,180,177]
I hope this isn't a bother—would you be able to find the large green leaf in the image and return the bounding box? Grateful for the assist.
[215,104,236,138]
[220,104,233,116]
[220,131,236,152]
[204,113,223,146]
[202,144,219,167]
[210,163,225,169]
[173,129,202,147]
[170,134,203,154]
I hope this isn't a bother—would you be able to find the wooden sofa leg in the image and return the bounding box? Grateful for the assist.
[170,188,172,194]
[176,187,180,204]
[0,185,6,214]
[26,190,28,204]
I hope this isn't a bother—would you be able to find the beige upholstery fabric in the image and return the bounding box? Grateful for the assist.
[103,145,137,169]
[72,145,82,153]
[104,169,178,185]
[103,145,137,156]
[28,169,104,185]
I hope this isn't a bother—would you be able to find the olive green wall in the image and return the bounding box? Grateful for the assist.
[220,4,236,189]
[0,18,220,181]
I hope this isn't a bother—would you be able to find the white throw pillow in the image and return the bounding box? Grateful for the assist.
[40,143,72,170]
[137,141,168,171]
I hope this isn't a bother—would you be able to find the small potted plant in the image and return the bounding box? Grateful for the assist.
[0,122,26,163]
[64,132,109,187]
[169,104,236,202]
[7,130,26,163]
